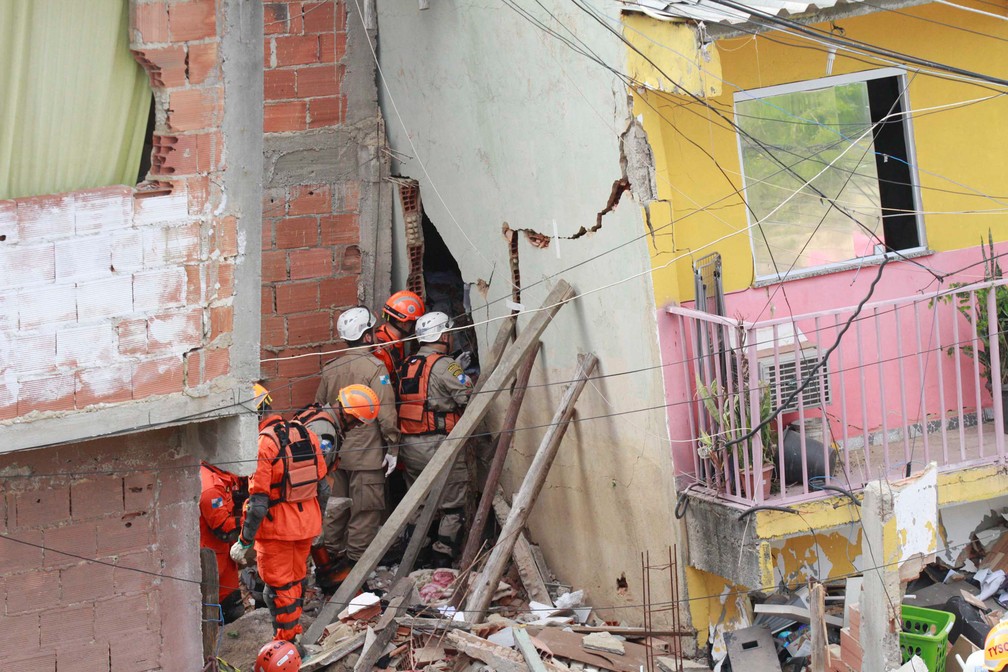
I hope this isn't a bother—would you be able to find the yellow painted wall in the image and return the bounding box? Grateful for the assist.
[630,3,1008,304]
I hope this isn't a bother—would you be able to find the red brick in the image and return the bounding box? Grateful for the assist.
[286,311,330,346]
[0,528,42,573]
[61,561,115,604]
[124,472,156,513]
[109,628,161,671]
[132,355,185,398]
[186,349,203,386]
[320,275,358,308]
[262,286,276,315]
[341,244,361,273]
[308,95,346,128]
[277,281,320,314]
[15,488,70,529]
[296,64,340,98]
[287,184,331,215]
[318,31,345,63]
[337,181,361,212]
[6,569,59,615]
[209,305,234,342]
[263,190,285,217]
[263,315,286,348]
[303,2,336,33]
[168,86,218,132]
[321,213,359,245]
[75,364,135,408]
[2,612,40,648]
[96,513,153,557]
[17,193,74,241]
[56,643,110,672]
[96,593,154,638]
[213,215,238,257]
[262,249,289,282]
[264,100,308,132]
[276,346,322,378]
[187,175,212,215]
[113,551,159,595]
[217,261,235,298]
[117,319,148,356]
[169,0,216,42]
[70,477,125,521]
[147,309,203,353]
[205,347,230,381]
[43,524,98,569]
[8,652,55,672]
[290,375,319,409]
[151,133,198,177]
[275,35,319,66]
[275,216,319,249]
[288,247,332,280]
[264,2,292,35]
[17,373,75,415]
[133,45,188,88]
[196,130,223,173]
[187,41,218,84]
[131,1,170,43]
[265,68,297,100]
[186,263,204,303]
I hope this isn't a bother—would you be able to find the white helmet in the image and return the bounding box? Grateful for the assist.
[337,307,376,342]
[415,311,452,343]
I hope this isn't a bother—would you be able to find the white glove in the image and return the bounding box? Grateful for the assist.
[382,453,398,477]
[456,350,472,370]
[230,540,254,567]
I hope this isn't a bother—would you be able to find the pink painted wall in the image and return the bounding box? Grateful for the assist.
[660,244,1008,478]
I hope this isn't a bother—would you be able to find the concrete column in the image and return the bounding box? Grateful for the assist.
[860,479,902,670]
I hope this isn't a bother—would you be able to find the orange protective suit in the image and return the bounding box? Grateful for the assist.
[198,463,244,620]
[244,419,327,641]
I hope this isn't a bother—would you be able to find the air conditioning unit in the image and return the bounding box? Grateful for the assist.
[754,325,831,413]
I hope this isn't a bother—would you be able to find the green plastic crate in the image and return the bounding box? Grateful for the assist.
[899,604,955,672]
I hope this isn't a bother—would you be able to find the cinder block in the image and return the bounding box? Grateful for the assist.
[55,642,110,672]
[76,275,134,321]
[186,41,218,84]
[123,472,156,513]
[73,186,133,234]
[16,373,75,415]
[109,628,161,671]
[204,347,230,381]
[17,193,74,241]
[132,189,189,227]
[168,0,216,42]
[208,304,233,342]
[15,489,70,529]
[288,247,332,280]
[133,267,187,312]
[41,603,95,645]
[147,309,203,354]
[109,229,144,273]
[18,282,77,329]
[0,528,42,574]
[3,612,40,648]
[70,477,125,521]
[43,523,98,569]
[319,31,346,63]
[264,100,308,132]
[296,63,341,98]
[60,562,115,605]
[167,86,219,132]
[287,184,331,216]
[320,213,359,245]
[286,311,330,346]
[303,1,337,33]
[262,249,289,282]
[112,551,160,595]
[150,133,199,177]
[8,651,56,672]
[117,319,148,356]
[55,234,113,281]
[13,332,56,375]
[274,34,319,66]
[131,0,169,44]
[320,275,358,308]
[96,513,153,557]
[132,44,187,88]
[142,222,202,267]
[308,94,346,128]
[6,569,59,615]
[265,68,296,100]
[262,315,285,348]
[276,216,319,248]
[95,593,153,638]
[55,324,116,368]
[132,355,184,399]
[277,280,320,314]
[0,243,56,288]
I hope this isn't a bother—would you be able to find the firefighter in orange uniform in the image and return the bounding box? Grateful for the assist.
[397,311,473,567]
[374,290,425,384]
[198,461,247,623]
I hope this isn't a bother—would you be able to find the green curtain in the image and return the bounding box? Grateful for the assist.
[0,0,152,200]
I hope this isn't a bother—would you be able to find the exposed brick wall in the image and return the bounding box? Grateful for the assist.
[0,430,201,671]
[0,0,239,424]
[260,1,363,413]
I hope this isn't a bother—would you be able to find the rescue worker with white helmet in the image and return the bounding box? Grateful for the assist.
[312,307,399,590]
[396,311,473,567]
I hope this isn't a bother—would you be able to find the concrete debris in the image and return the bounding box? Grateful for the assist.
[890,654,928,671]
[581,631,626,655]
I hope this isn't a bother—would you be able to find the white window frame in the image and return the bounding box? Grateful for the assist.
[733,67,928,284]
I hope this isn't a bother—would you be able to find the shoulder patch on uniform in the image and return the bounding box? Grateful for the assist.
[211,496,224,509]
[446,362,464,378]
[458,374,470,385]
[379,374,390,386]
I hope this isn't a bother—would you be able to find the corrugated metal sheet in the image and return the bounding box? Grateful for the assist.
[619,0,869,26]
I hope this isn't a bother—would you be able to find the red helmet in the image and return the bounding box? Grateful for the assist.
[383,290,425,322]
[255,640,301,672]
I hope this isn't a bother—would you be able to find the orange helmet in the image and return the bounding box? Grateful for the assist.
[383,290,425,322]
[338,384,381,424]
[253,383,272,418]
[255,640,301,672]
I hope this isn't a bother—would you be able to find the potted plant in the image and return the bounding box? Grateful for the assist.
[941,232,1008,432]
[696,375,777,498]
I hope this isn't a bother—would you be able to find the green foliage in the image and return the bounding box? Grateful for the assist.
[695,373,778,467]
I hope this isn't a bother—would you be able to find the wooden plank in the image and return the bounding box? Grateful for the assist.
[538,623,695,638]
[531,627,648,672]
[354,579,414,672]
[492,491,553,607]
[459,345,540,572]
[305,281,575,643]
[396,616,472,634]
[465,353,598,623]
[300,632,367,671]
[200,548,220,663]
[514,627,549,672]
[810,583,826,672]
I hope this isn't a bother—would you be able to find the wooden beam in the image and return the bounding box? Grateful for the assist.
[459,344,540,572]
[514,627,549,672]
[465,353,598,623]
[200,548,219,664]
[305,281,575,643]
[537,623,696,637]
[491,491,553,607]
[396,616,472,634]
[354,579,414,672]
[300,632,367,672]
[810,583,827,672]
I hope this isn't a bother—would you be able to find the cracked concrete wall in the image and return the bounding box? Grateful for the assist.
[377,1,676,625]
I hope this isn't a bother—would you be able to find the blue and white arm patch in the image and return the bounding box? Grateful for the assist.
[211,496,224,509]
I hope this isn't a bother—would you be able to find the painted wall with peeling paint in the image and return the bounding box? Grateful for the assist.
[376,1,678,625]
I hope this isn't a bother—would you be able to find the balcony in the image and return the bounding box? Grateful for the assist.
[666,278,1007,506]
